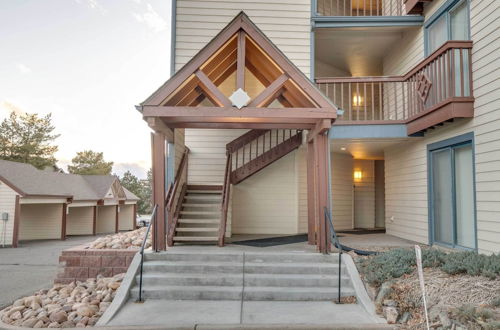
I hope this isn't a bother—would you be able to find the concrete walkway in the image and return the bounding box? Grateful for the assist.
[107,300,383,328]
[0,235,103,308]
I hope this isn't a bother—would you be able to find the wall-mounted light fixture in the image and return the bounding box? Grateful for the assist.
[353,170,363,181]
[341,147,346,151]
[352,94,363,107]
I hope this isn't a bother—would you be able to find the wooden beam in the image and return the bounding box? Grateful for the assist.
[248,74,289,107]
[236,30,246,90]
[146,117,174,142]
[143,106,337,120]
[12,195,20,248]
[151,132,167,251]
[61,203,67,241]
[167,122,315,129]
[306,143,316,245]
[92,206,97,235]
[195,70,232,107]
[307,119,332,143]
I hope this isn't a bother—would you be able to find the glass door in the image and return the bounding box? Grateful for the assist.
[430,142,475,249]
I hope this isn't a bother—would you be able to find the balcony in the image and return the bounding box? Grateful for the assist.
[316,41,474,135]
[313,0,424,28]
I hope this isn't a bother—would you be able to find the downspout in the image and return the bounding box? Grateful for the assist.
[310,0,316,81]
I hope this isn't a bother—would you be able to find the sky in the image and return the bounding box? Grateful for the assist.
[0,0,172,179]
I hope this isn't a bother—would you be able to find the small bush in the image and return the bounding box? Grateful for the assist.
[360,247,500,286]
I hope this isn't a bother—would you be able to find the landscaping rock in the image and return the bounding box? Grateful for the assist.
[375,281,393,307]
[383,306,399,324]
[88,228,150,249]
[399,311,411,324]
[0,275,123,328]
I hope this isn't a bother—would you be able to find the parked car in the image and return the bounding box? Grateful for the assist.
[136,214,150,228]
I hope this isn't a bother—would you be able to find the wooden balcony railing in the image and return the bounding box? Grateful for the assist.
[316,0,406,16]
[316,41,474,134]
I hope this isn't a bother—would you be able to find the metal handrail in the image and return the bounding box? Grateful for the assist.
[324,207,343,304]
[136,204,158,303]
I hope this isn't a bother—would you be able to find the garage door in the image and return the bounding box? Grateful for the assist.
[118,204,134,231]
[67,206,94,235]
[19,204,62,240]
[96,205,116,234]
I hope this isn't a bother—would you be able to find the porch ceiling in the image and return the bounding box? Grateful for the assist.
[139,12,337,132]
[330,138,415,159]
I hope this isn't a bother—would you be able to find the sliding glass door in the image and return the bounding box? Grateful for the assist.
[430,141,475,249]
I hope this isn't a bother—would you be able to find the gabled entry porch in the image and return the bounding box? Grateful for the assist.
[137,12,338,253]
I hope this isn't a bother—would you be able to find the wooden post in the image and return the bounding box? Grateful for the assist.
[115,205,119,233]
[306,141,316,245]
[12,195,20,248]
[61,203,67,241]
[314,133,331,253]
[92,206,97,235]
[151,132,167,251]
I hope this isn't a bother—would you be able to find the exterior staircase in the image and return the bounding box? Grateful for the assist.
[130,252,355,301]
[168,129,303,246]
[173,186,222,244]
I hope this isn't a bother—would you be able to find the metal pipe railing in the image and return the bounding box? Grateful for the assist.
[136,204,158,303]
[324,206,343,304]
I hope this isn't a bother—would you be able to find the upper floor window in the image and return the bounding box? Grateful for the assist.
[425,0,470,55]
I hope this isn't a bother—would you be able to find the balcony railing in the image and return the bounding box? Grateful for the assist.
[316,0,406,16]
[316,41,474,134]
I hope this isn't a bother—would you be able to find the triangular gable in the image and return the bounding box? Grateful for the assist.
[140,12,336,130]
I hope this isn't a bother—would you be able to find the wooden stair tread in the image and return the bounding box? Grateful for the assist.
[173,236,218,241]
[178,219,220,224]
[176,228,219,232]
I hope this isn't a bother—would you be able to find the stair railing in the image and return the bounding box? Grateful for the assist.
[324,206,343,304]
[166,148,189,246]
[227,129,302,184]
[136,204,158,303]
[218,152,232,246]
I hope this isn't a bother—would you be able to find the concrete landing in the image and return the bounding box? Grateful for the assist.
[107,300,384,328]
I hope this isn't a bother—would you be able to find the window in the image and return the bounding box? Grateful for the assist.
[428,133,476,250]
[425,0,470,55]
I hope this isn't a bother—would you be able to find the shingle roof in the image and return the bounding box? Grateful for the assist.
[123,187,140,201]
[0,159,138,202]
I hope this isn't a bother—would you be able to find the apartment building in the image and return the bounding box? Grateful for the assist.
[138,0,499,254]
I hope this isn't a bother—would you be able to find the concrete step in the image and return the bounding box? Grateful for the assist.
[245,253,340,264]
[142,261,242,273]
[243,286,356,301]
[244,274,351,287]
[135,273,242,286]
[244,262,342,275]
[130,285,242,300]
[173,236,219,242]
[176,227,219,232]
[182,203,220,207]
[144,252,242,262]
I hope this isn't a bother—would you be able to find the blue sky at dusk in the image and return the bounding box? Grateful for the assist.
[0,0,172,178]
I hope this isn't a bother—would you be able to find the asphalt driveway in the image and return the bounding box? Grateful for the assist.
[0,235,102,308]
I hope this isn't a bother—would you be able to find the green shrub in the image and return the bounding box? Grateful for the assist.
[360,247,500,286]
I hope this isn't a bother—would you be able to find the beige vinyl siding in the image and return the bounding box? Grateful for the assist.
[96,205,116,234]
[353,160,375,228]
[0,181,17,246]
[19,204,62,240]
[118,204,135,231]
[66,206,94,236]
[331,152,354,230]
[175,0,311,77]
[186,129,247,185]
[231,152,298,234]
[174,128,186,175]
[384,0,500,253]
